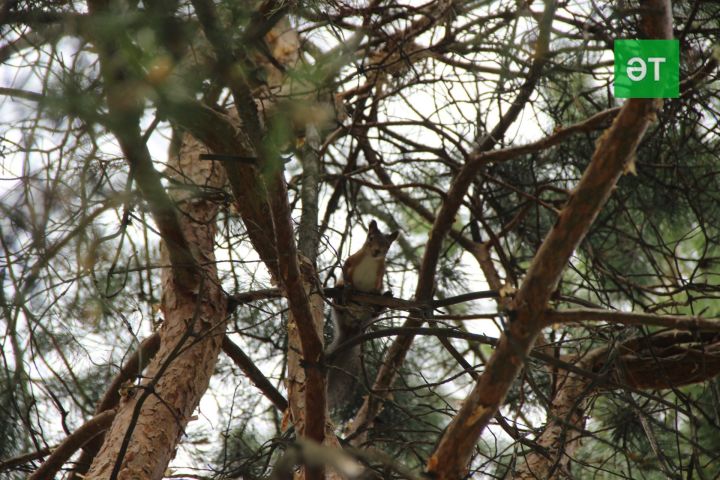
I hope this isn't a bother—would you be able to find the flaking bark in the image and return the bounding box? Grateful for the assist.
[84,135,228,479]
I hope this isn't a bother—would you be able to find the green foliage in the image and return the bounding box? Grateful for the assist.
[370,357,449,469]
[576,385,720,479]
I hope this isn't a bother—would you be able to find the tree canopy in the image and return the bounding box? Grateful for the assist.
[1,0,720,478]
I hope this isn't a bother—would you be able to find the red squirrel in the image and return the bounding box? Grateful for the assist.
[337,220,399,292]
[327,220,399,417]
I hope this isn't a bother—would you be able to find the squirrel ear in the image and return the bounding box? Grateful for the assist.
[388,230,399,243]
[368,220,378,232]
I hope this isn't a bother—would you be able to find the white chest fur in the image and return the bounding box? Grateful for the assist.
[351,255,382,292]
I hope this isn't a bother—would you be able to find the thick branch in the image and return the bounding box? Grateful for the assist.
[545,308,720,332]
[229,287,499,314]
[427,1,672,477]
[187,0,283,279]
[266,170,326,445]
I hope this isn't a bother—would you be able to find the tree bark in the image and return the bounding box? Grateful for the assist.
[508,351,600,479]
[84,136,227,479]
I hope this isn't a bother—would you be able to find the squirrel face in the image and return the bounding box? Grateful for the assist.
[340,219,399,293]
[365,220,399,258]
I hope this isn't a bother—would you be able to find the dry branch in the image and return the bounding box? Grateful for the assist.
[222,336,289,411]
[230,287,499,314]
[28,409,117,480]
[0,447,52,474]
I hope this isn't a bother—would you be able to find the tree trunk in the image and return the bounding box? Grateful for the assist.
[85,138,227,479]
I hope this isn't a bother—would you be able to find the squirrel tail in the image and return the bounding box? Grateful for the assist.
[326,303,376,417]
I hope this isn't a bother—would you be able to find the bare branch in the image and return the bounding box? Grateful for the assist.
[222,336,288,411]
[545,308,720,332]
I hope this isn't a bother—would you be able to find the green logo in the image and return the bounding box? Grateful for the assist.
[614,40,679,98]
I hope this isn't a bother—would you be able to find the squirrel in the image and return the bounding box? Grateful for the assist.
[327,220,399,417]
